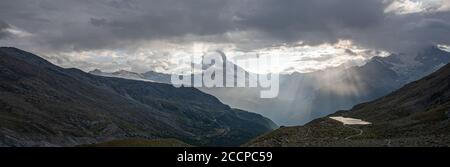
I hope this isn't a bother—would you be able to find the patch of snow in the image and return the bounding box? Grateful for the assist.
[329,116,371,125]
[438,44,450,52]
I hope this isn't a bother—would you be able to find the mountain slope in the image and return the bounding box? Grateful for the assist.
[246,62,450,147]
[0,47,276,147]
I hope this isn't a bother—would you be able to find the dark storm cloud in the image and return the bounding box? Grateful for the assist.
[236,0,450,52]
[347,11,450,52]
[0,0,239,51]
[235,0,386,45]
[87,1,235,40]
[0,0,449,53]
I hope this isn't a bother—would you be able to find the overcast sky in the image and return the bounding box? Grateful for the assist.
[1,0,449,73]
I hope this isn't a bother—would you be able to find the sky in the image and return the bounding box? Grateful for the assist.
[0,0,449,73]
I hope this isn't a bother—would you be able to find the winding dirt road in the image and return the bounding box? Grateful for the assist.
[343,124,363,140]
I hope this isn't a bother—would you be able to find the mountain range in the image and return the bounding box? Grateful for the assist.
[90,46,450,126]
[0,47,276,146]
[1,46,448,147]
[246,62,450,146]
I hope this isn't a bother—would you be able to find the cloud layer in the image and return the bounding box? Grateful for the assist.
[0,0,449,72]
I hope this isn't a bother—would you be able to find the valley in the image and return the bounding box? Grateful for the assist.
[1,46,449,147]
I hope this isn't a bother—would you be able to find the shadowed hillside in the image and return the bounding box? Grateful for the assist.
[246,62,450,147]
